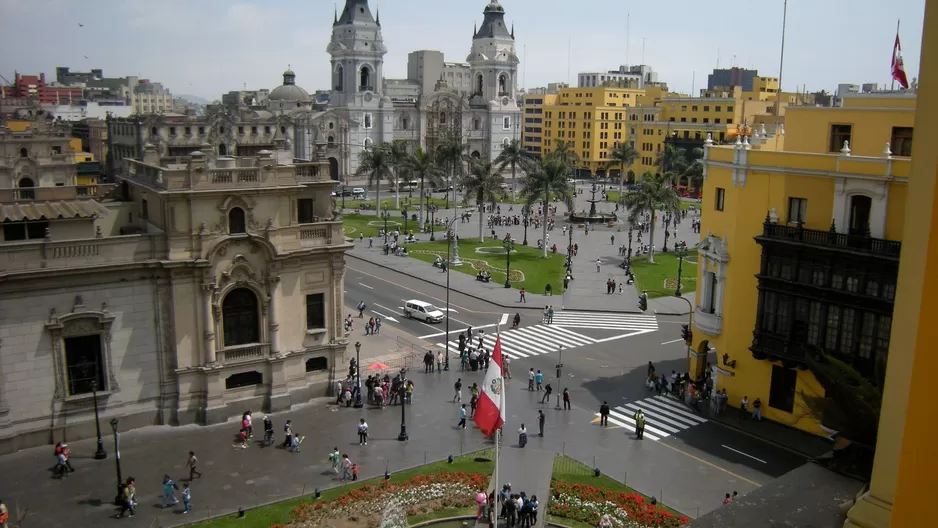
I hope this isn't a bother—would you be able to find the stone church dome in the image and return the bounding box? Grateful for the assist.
[269,69,312,103]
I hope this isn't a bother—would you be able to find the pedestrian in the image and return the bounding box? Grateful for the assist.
[238,428,249,449]
[454,378,463,402]
[611,234,615,245]
[547,305,554,324]
[289,430,303,452]
[182,483,192,514]
[161,475,180,508]
[541,383,553,404]
[424,350,434,373]
[186,451,202,481]
[458,404,467,429]
[723,493,732,505]
[117,479,135,518]
[562,388,571,410]
[535,370,544,391]
[54,447,69,478]
[752,397,763,421]
[634,409,645,439]
[537,410,545,437]
[518,424,528,448]
[330,447,341,474]
[0,499,7,526]
[740,396,749,420]
[283,420,293,448]
[341,454,353,481]
[357,301,366,318]
[470,393,479,418]
[599,401,610,426]
[519,288,526,303]
[437,351,444,373]
[596,258,601,272]
[504,356,512,379]
[527,368,535,391]
[358,418,369,445]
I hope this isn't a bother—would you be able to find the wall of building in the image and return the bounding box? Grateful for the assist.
[784,104,916,156]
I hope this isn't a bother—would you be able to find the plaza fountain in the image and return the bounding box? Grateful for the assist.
[568,176,617,225]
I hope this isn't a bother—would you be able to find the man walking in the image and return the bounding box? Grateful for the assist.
[437,351,444,373]
[454,378,463,402]
[458,404,467,429]
[161,475,180,508]
[596,258,601,272]
[358,418,369,446]
[519,288,527,303]
[599,401,610,427]
[528,368,535,391]
[329,447,341,474]
[341,454,354,481]
[535,370,544,391]
[562,388,571,410]
[537,410,546,437]
[547,306,554,324]
[186,451,202,481]
[541,383,553,404]
[634,409,645,439]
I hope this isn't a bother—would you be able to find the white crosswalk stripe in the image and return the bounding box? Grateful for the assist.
[594,395,707,441]
[436,324,596,360]
[550,311,658,331]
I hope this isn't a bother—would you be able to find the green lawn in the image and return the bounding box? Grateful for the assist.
[186,450,494,528]
[338,196,453,211]
[407,237,567,294]
[630,249,698,299]
[342,213,446,239]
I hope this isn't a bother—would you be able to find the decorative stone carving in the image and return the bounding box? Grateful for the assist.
[200,221,208,234]
[73,295,85,311]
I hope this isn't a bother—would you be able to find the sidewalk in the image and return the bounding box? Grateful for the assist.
[480,442,554,528]
[700,404,833,459]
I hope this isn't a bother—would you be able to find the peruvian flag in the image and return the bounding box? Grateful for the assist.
[474,335,506,438]
[892,32,910,89]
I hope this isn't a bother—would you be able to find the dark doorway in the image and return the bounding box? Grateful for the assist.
[63,334,105,396]
[768,365,797,413]
[328,157,339,181]
[849,195,872,236]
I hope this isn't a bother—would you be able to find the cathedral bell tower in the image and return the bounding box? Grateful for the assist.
[327,0,388,108]
[467,1,520,103]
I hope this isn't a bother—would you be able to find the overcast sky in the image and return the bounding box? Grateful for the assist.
[0,0,927,100]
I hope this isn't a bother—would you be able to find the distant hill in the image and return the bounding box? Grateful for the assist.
[176,94,211,105]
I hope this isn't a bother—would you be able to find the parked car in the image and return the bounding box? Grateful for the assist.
[403,299,445,323]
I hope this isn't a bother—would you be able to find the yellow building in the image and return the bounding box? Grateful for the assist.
[521,92,557,158]
[692,92,915,438]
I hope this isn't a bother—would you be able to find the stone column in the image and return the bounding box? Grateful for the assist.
[332,256,346,342]
[0,338,9,427]
[267,274,281,356]
[201,281,217,364]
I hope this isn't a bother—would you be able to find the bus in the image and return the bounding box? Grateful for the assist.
[389,180,420,192]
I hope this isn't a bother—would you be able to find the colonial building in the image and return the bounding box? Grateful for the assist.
[106,0,523,183]
[0,137,348,453]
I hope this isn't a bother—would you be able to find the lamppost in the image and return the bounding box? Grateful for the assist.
[91,380,107,460]
[565,225,574,269]
[503,238,515,288]
[625,226,634,275]
[522,207,529,246]
[354,341,364,408]
[675,243,688,297]
[397,368,409,441]
[554,346,564,410]
[382,211,391,253]
[402,206,409,235]
[443,216,459,371]
[109,418,123,505]
[429,204,439,241]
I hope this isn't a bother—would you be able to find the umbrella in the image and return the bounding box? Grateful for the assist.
[367,362,390,370]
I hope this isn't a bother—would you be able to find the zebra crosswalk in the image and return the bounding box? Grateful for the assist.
[437,324,596,360]
[550,311,658,333]
[594,395,708,441]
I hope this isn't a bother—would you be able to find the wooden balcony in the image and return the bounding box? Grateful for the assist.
[756,222,901,259]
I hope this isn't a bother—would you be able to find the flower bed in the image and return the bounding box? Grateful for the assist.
[283,471,489,527]
[548,481,690,528]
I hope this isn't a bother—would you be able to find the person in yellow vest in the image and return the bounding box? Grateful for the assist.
[634,409,646,440]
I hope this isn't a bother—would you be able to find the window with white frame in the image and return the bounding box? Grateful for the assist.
[363,113,373,129]
[788,197,808,224]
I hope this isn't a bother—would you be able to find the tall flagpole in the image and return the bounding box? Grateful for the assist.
[892,19,900,91]
[493,320,501,522]
[773,0,788,150]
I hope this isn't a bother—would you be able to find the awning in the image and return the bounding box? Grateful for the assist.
[0,200,108,222]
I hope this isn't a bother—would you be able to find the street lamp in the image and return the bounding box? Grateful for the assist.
[109,418,123,505]
[429,204,439,241]
[382,211,391,253]
[91,380,107,460]
[354,341,364,408]
[397,368,409,441]
[565,225,574,269]
[503,238,515,288]
[522,208,529,246]
[675,243,688,297]
[625,226,634,276]
[402,206,409,235]
[554,346,564,410]
[443,216,459,371]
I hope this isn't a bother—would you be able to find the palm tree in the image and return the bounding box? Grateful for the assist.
[621,171,680,264]
[607,142,638,198]
[355,142,394,217]
[682,147,705,197]
[495,139,533,201]
[656,143,688,182]
[520,155,574,258]
[461,159,503,242]
[407,147,444,231]
[548,140,579,173]
[435,131,470,207]
[387,140,411,209]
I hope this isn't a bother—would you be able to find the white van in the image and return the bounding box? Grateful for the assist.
[403,299,445,323]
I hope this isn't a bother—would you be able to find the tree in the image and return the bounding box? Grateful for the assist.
[682,147,705,196]
[407,147,444,231]
[520,155,574,258]
[656,143,688,182]
[461,159,503,242]
[386,140,411,209]
[355,142,393,217]
[621,171,680,263]
[549,139,579,173]
[495,139,533,201]
[607,142,638,198]
[435,131,470,208]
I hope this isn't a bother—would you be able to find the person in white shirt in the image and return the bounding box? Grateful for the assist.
[518,424,528,448]
[358,418,369,445]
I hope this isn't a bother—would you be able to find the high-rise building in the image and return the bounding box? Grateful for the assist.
[1,72,82,104]
[707,67,759,92]
[577,65,659,89]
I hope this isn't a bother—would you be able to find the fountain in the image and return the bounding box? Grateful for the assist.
[378,498,409,528]
[568,176,618,224]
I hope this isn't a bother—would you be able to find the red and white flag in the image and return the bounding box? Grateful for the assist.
[892,31,910,89]
[474,335,506,438]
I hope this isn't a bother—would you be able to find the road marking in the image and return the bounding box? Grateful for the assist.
[358,283,374,290]
[661,338,684,345]
[347,264,501,314]
[722,445,768,464]
[418,323,499,340]
[374,303,400,315]
[589,417,622,429]
[371,311,399,323]
[592,329,657,343]
[656,441,763,487]
[500,313,509,325]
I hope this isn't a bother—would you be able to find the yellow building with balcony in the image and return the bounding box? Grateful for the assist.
[521,92,557,158]
[691,92,915,437]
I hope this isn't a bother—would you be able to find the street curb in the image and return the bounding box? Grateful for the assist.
[653,311,692,317]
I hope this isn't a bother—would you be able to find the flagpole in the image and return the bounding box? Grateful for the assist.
[892,19,900,91]
[493,320,501,523]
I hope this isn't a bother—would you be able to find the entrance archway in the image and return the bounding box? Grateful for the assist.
[328,157,339,181]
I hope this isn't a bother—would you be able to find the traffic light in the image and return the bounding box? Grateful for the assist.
[637,292,648,312]
[681,324,692,343]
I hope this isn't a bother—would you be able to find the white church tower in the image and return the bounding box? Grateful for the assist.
[467,1,522,161]
[327,0,394,171]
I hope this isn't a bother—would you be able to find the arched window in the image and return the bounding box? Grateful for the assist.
[359,66,372,91]
[18,177,35,200]
[218,144,228,156]
[440,112,446,125]
[228,207,246,234]
[363,137,374,149]
[503,137,511,148]
[327,135,335,146]
[476,75,484,95]
[335,65,344,91]
[19,147,28,158]
[222,288,260,346]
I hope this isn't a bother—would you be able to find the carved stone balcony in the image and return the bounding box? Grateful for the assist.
[694,307,723,336]
[217,343,269,364]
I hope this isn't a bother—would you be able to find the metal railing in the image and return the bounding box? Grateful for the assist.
[760,222,901,258]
